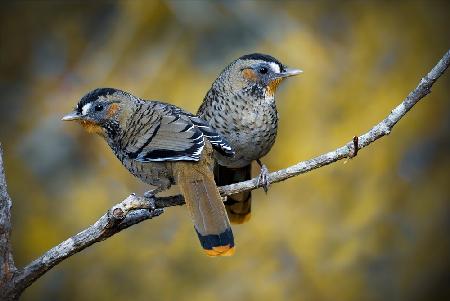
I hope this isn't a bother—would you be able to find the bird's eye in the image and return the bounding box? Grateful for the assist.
[94,104,104,112]
[258,67,268,74]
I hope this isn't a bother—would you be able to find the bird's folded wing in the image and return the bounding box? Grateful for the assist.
[124,112,205,162]
[159,103,234,157]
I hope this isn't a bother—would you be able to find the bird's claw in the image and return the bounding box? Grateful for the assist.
[143,190,156,210]
[257,164,270,193]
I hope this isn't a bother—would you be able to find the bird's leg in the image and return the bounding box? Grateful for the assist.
[256,159,270,193]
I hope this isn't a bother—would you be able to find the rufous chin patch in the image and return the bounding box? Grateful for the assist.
[80,120,105,136]
[266,78,282,96]
[242,68,258,81]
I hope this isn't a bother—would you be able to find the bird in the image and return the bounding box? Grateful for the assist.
[62,88,236,256]
[197,53,302,224]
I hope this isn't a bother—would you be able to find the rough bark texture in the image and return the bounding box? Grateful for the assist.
[0,145,18,300]
[0,50,449,300]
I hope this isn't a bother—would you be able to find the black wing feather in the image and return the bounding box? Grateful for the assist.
[189,116,234,157]
[123,103,206,163]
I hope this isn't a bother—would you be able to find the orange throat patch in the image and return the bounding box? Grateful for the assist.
[266,78,283,97]
[79,120,105,136]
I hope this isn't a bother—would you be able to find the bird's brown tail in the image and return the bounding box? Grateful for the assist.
[215,164,252,224]
[174,161,234,257]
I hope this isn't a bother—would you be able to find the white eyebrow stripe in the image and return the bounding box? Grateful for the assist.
[269,62,281,73]
[82,103,92,115]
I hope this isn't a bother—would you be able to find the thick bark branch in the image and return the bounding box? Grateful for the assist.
[0,49,449,300]
[0,144,17,300]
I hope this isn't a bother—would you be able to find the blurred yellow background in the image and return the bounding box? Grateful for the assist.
[1,1,449,300]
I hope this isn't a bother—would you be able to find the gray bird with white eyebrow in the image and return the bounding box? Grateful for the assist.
[197,53,302,224]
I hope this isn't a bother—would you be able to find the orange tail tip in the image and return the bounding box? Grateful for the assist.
[196,228,235,257]
[204,245,235,257]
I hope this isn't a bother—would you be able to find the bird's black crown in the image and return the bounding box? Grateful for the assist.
[239,53,285,72]
[76,88,118,113]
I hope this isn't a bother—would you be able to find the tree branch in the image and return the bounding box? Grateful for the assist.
[0,144,17,300]
[0,49,449,300]
[218,50,450,196]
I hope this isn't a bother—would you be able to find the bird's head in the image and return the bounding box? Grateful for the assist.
[225,53,302,98]
[62,88,132,137]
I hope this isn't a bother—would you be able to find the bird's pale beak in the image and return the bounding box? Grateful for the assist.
[61,111,81,121]
[276,68,303,78]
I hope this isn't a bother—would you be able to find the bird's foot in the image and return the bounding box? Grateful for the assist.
[256,162,270,193]
[143,190,157,210]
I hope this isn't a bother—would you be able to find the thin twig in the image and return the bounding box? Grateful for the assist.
[0,50,448,300]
